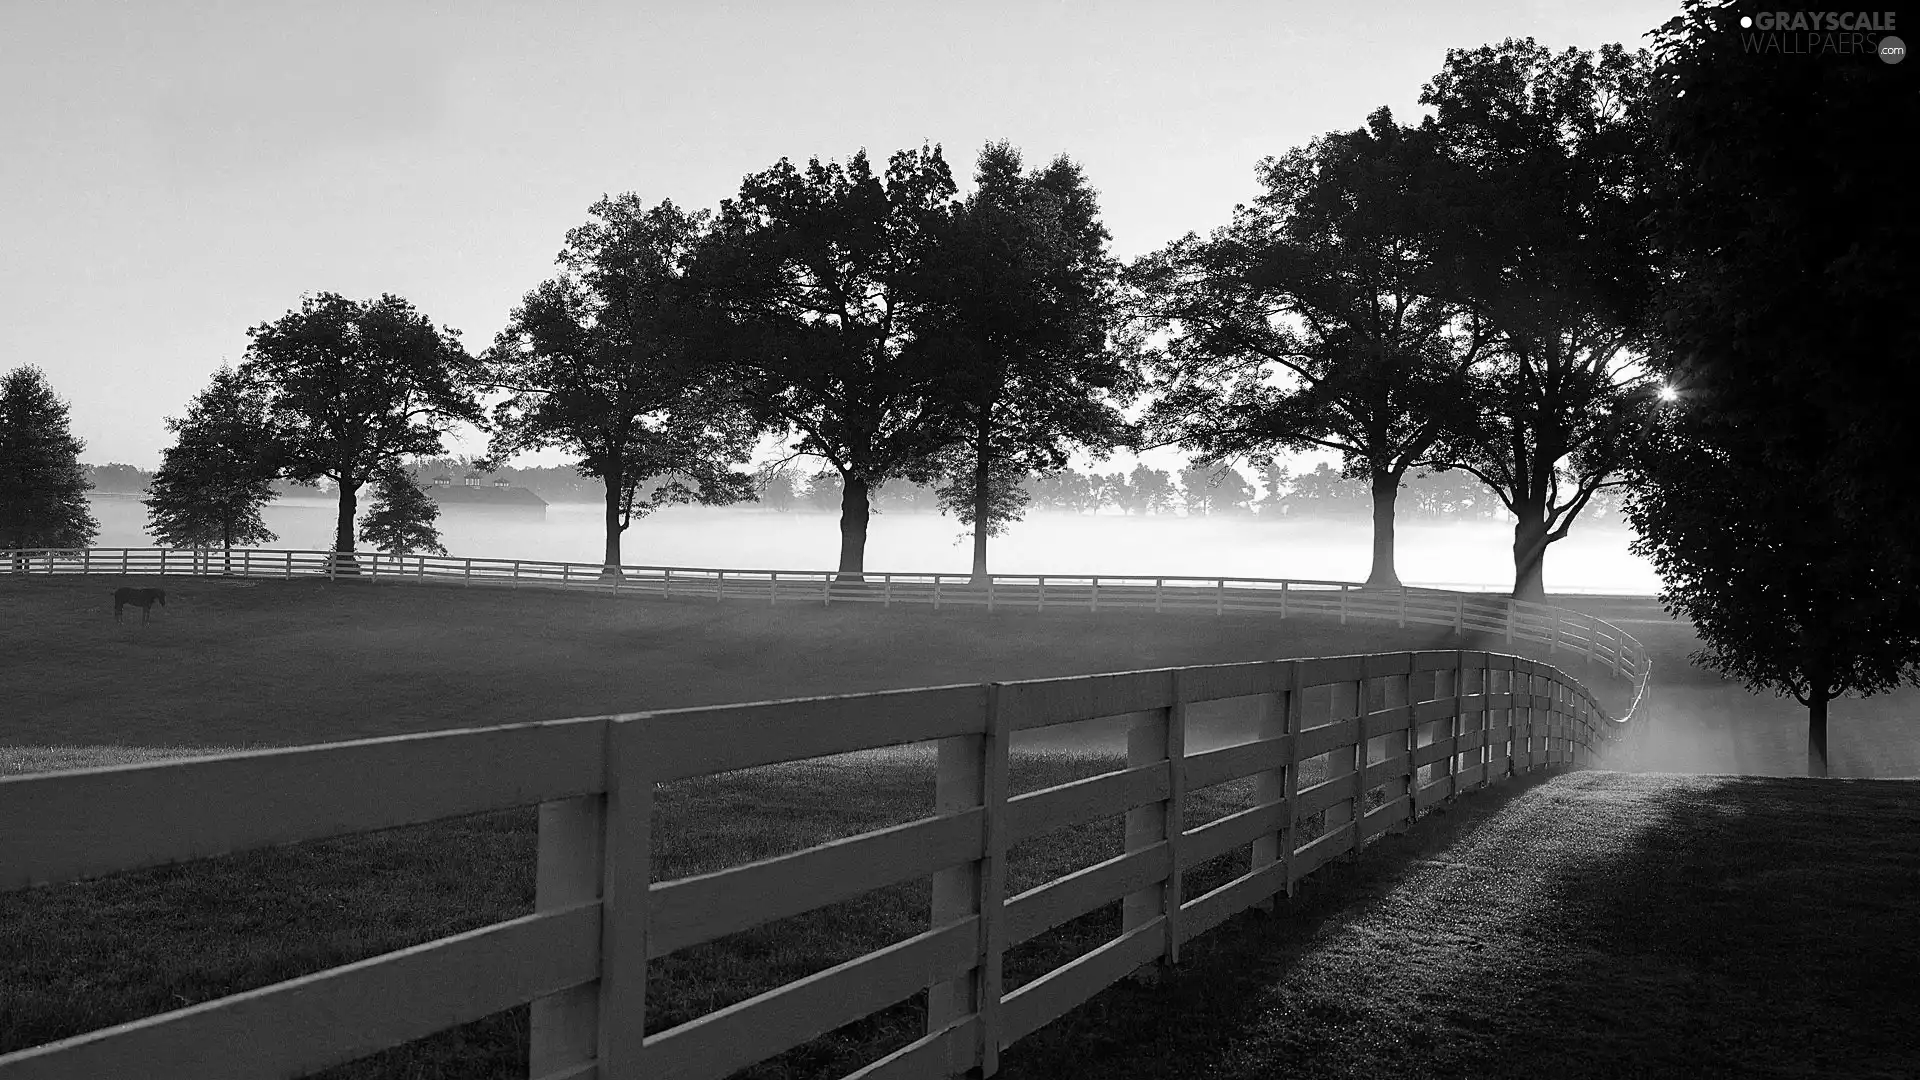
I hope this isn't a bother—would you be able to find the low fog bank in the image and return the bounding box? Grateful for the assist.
[84,497,1661,594]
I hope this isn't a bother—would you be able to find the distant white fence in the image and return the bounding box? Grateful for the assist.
[0,641,1641,1079]
[6,547,1653,686]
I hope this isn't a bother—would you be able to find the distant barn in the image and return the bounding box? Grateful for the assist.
[426,473,547,518]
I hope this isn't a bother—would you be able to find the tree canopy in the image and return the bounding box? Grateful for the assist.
[1419,38,1659,602]
[143,365,280,553]
[0,365,97,553]
[695,146,963,579]
[240,293,482,562]
[907,141,1134,580]
[1132,108,1480,587]
[1627,0,1920,776]
[360,464,447,557]
[487,195,757,573]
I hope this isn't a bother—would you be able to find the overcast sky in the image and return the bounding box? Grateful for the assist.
[2,0,1679,468]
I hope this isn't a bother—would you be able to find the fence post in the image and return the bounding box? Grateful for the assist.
[1455,593,1465,636]
[1155,577,1163,614]
[160,547,168,578]
[1122,671,1182,974]
[1091,576,1099,612]
[881,573,889,607]
[770,571,778,606]
[1250,664,1292,912]
[1505,603,1515,645]
[1280,580,1288,620]
[1037,576,1046,612]
[934,575,942,610]
[927,683,1008,1075]
[988,577,996,613]
[718,570,726,601]
[562,563,571,587]
[1398,587,1406,629]
[82,548,90,575]
[822,575,830,607]
[124,549,130,575]
[1216,579,1224,616]
[529,794,604,1077]
[1282,661,1297,895]
[1339,584,1348,625]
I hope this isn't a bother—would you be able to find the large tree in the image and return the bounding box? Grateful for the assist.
[0,366,97,557]
[695,146,963,580]
[1419,39,1659,603]
[143,365,280,560]
[487,195,757,574]
[908,142,1134,581]
[239,293,480,566]
[1132,109,1481,587]
[1627,0,1920,776]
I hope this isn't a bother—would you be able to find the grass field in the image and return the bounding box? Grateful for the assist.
[0,575,1475,1078]
[4,574,1915,1078]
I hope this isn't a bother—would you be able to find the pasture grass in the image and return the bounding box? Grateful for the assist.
[0,575,1666,1077]
[0,573,1629,750]
[0,746,1304,1078]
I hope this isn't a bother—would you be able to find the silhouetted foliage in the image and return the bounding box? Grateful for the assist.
[359,463,447,556]
[1627,0,1920,776]
[910,142,1134,578]
[486,196,757,572]
[0,365,97,552]
[1134,109,1481,586]
[1419,39,1659,602]
[695,146,962,579]
[240,293,482,559]
[143,365,280,552]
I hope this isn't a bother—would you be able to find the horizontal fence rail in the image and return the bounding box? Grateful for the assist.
[1,635,1652,1077]
[7,547,1653,686]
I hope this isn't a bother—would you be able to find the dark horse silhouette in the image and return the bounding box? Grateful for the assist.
[112,587,166,623]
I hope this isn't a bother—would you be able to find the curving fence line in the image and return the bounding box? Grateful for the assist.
[2,547,1655,1080]
[8,546,1654,687]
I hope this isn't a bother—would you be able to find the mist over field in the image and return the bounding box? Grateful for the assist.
[81,495,1661,593]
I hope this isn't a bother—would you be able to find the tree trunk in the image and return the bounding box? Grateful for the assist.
[1510,505,1550,604]
[1365,472,1402,588]
[970,409,992,585]
[333,479,359,574]
[837,474,870,582]
[1807,686,1830,778]
[601,472,625,580]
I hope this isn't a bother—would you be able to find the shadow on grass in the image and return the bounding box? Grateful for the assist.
[996,772,1920,1080]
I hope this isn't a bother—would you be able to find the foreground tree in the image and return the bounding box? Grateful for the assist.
[240,293,482,565]
[909,142,1134,580]
[1419,39,1658,602]
[487,195,757,574]
[697,147,962,580]
[1133,109,1480,587]
[359,463,446,556]
[0,365,97,557]
[143,365,280,562]
[1627,0,1920,776]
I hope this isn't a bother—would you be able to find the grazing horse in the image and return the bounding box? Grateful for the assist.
[112,587,166,623]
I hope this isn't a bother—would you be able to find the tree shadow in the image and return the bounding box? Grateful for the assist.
[995,772,1920,1080]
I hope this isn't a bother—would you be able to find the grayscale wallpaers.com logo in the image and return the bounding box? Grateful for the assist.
[1736,11,1905,62]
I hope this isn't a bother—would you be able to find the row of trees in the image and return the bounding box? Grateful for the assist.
[0,41,1705,599]
[7,5,1913,774]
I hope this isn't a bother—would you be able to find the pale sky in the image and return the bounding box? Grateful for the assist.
[1,0,1680,468]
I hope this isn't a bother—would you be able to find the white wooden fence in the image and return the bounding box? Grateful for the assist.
[5,547,1652,684]
[0,638,1644,1080]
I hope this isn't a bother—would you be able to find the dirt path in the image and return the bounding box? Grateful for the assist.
[999,772,1920,1080]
